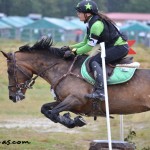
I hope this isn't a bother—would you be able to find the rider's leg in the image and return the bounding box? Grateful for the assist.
[85,61,105,101]
[85,45,129,101]
[90,45,129,65]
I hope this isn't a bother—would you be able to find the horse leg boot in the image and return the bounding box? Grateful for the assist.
[48,95,87,128]
[85,61,105,101]
[41,102,60,123]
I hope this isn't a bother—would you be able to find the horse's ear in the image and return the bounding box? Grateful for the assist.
[0,51,11,60]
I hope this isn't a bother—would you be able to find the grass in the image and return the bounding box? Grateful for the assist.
[0,40,150,150]
[133,44,150,68]
[0,128,88,150]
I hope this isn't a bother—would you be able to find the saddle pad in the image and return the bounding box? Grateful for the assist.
[107,67,136,85]
[81,58,137,85]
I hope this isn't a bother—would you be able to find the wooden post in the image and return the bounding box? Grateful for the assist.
[89,140,135,150]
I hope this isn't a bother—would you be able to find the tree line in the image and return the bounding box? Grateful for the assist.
[0,0,150,18]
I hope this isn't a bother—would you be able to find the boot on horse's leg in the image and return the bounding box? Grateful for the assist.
[85,61,105,101]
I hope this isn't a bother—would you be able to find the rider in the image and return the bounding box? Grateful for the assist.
[63,0,129,101]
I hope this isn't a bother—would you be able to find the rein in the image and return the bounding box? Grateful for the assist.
[52,56,84,99]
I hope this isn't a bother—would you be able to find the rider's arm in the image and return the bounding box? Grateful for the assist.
[69,35,87,48]
[74,21,104,55]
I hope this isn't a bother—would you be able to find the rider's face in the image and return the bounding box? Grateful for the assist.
[76,12,86,22]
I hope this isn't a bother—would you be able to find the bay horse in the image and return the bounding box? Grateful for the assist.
[1,37,150,128]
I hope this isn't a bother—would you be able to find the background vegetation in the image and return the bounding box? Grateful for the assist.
[0,40,150,150]
[0,0,150,17]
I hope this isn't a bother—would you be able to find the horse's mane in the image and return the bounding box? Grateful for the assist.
[18,36,88,67]
[19,36,64,58]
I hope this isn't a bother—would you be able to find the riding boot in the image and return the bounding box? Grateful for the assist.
[85,61,105,101]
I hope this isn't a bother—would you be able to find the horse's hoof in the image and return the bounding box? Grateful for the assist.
[74,116,87,127]
[63,112,71,118]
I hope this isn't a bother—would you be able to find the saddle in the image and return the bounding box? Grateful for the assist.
[81,56,140,85]
[87,56,133,78]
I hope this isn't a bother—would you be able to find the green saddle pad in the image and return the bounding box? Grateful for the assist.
[81,57,137,85]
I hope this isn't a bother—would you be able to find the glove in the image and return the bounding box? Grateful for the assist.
[61,46,71,52]
[64,50,75,58]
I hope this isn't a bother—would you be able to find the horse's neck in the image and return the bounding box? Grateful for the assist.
[17,52,71,85]
[39,58,72,85]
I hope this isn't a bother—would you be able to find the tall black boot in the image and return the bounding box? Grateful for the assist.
[85,61,105,101]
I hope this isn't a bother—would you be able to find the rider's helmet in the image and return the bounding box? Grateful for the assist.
[75,0,99,14]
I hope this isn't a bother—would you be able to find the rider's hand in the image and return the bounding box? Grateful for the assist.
[63,50,75,58]
[61,46,71,52]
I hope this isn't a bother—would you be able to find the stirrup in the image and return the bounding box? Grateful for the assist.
[85,93,105,101]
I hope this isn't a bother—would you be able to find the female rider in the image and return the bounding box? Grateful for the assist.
[64,0,129,101]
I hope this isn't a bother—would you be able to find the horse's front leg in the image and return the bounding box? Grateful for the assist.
[41,101,59,123]
[45,95,87,128]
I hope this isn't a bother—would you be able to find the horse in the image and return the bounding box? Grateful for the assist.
[1,37,150,128]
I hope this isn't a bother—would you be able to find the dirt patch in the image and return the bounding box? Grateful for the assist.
[0,118,81,133]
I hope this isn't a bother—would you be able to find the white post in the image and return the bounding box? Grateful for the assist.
[120,115,124,141]
[100,42,112,150]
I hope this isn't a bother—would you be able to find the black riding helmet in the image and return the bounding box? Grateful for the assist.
[75,0,99,14]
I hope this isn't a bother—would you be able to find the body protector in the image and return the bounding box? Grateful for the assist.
[87,15,123,48]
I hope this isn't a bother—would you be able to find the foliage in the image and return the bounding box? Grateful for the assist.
[142,147,150,150]
[124,129,150,150]
[0,0,149,17]
[124,128,136,145]
[107,0,150,13]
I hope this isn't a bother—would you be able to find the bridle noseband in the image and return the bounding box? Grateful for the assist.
[8,53,35,92]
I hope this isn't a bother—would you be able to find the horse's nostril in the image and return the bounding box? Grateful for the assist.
[9,96,13,100]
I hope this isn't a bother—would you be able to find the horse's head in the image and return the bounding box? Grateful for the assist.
[1,51,33,103]
[1,36,69,102]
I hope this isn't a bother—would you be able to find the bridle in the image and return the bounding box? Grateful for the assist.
[8,52,58,92]
[8,53,33,92]
[8,52,84,103]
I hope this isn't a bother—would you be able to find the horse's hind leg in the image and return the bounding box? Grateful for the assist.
[46,95,87,128]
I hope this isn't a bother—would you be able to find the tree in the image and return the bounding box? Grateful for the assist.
[106,0,150,13]
[0,0,150,17]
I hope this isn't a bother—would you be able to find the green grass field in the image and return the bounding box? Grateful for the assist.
[0,40,150,150]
